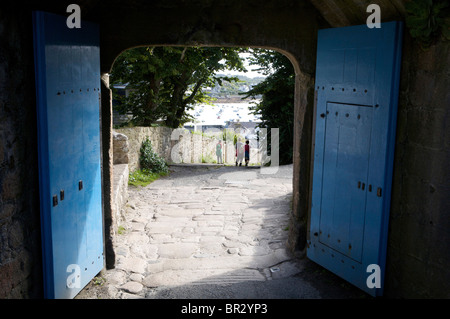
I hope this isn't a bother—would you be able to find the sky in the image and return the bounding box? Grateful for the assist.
[220,53,267,78]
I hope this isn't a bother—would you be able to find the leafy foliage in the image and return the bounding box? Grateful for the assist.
[110,47,247,127]
[139,137,168,174]
[242,49,295,165]
[405,0,450,49]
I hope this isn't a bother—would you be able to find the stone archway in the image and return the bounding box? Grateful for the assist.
[96,1,324,269]
[101,46,315,270]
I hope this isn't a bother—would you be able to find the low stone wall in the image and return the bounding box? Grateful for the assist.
[115,126,261,172]
[112,164,129,234]
[113,131,129,165]
[115,127,172,172]
[112,132,130,235]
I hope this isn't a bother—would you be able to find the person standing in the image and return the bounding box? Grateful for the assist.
[216,140,223,164]
[244,140,250,167]
[235,139,244,166]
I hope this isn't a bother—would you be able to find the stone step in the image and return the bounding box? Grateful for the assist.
[146,249,291,274]
[143,268,266,287]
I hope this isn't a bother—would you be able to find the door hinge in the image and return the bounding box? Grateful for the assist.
[377,187,382,197]
[52,195,58,207]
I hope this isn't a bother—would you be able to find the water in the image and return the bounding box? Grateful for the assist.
[185,101,261,127]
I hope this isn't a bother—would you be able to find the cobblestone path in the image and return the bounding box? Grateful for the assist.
[77,164,366,299]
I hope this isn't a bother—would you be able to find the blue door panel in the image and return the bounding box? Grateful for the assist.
[319,102,373,263]
[308,22,403,296]
[33,11,104,299]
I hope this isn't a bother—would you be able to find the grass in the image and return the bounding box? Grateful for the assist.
[201,154,217,164]
[92,276,106,286]
[128,169,169,187]
[117,225,126,235]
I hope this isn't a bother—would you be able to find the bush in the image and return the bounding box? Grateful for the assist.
[139,137,168,174]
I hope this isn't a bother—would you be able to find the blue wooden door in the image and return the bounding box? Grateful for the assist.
[32,11,104,299]
[307,22,403,296]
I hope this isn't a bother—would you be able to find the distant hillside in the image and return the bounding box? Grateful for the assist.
[205,74,265,99]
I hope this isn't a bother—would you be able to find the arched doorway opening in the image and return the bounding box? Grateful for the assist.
[99,45,310,298]
[101,45,312,275]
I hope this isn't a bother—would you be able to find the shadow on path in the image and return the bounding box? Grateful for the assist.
[77,164,369,299]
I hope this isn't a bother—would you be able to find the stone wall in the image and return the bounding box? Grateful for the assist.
[112,164,129,235]
[0,5,42,298]
[112,131,131,236]
[115,127,261,172]
[384,34,450,298]
[113,131,129,165]
[115,127,172,172]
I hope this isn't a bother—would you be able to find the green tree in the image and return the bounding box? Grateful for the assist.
[242,49,295,165]
[110,46,247,127]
